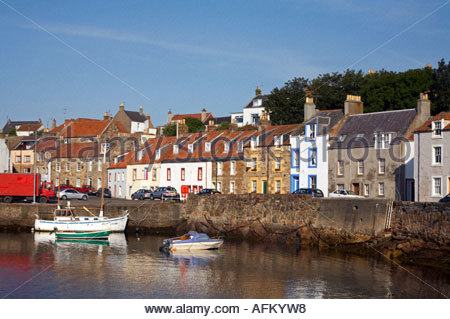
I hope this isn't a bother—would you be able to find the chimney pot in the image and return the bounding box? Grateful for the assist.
[344,95,363,116]
[201,108,207,122]
[255,86,262,96]
[304,97,317,121]
[168,110,173,124]
[119,103,124,111]
[416,92,431,124]
[139,106,144,114]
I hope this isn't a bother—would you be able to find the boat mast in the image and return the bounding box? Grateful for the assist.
[100,142,109,217]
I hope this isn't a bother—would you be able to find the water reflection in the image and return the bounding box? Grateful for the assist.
[0,233,447,299]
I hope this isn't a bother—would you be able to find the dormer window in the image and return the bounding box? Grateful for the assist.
[205,142,211,152]
[433,121,442,137]
[238,141,243,152]
[156,149,161,160]
[374,133,392,149]
[251,136,257,149]
[306,124,316,141]
[173,145,179,154]
[274,135,283,148]
[253,98,262,107]
[137,150,143,161]
[188,144,193,153]
[224,142,230,153]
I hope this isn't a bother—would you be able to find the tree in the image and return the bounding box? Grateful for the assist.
[264,77,309,125]
[162,124,176,136]
[216,122,230,131]
[8,128,17,136]
[185,117,205,133]
[430,59,450,114]
[309,70,365,110]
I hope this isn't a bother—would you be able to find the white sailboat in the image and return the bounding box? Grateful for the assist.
[34,142,129,232]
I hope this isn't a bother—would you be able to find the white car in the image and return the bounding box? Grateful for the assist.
[329,189,364,198]
[58,188,88,200]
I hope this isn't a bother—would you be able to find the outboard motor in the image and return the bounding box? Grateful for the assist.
[159,240,171,253]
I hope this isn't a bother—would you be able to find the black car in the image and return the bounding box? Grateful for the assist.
[292,188,324,198]
[439,193,450,203]
[95,188,112,198]
[131,189,152,200]
[197,189,221,195]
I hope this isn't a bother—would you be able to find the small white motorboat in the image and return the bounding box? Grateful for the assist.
[34,204,128,232]
[160,231,224,251]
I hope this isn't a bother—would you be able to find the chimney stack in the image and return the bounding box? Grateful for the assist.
[176,119,188,138]
[206,120,216,131]
[104,112,109,120]
[201,108,207,122]
[51,119,56,130]
[416,93,431,124]
[304,96,318,122]
[230,118,238,131]
[146,114,151,133]
[139,106,144,115]
[119,103,124,111]
[344,95,363,116]
[255,86,262,96]
[168,110,172,124]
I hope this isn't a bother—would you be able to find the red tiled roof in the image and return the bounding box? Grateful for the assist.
[171,113,214,122]
[58,119,128,138]
[17,123,42,131]
[109,152,134,169]
[415,112,450,133]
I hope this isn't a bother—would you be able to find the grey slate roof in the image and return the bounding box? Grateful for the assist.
[2,121,40,134]
[329,109,417,149]
[214,116,231,124]
[290,109,345,136]
[244,95,268,109]
[124,111,147,122]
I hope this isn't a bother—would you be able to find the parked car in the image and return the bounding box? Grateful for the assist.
[79,185,97,195]
[95,188,112,198]
[131,189,152,200]
[329,189,364,198]
[197,189,221,195]
[150,187,179,201]
[58,188,88,200]
[292,188,324,198]
[439,193,450,203]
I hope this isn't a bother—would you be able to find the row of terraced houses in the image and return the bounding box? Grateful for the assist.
[1,88,449,202]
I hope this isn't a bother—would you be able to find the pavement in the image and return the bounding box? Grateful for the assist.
[50,195,180,207]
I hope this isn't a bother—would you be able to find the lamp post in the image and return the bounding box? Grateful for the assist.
[99,142,110,217]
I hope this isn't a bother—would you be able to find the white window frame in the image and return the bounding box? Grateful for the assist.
[375,133,392,149]
[173,145,179,154]
[188,144,194,153]
[274,135,282,148]
[224,142,230,153]
[432,176,442,197]
[337,160,344,176]
[217,162,223,176]
[358,160,364,175]
[77,162,81,172]
[251,180,257,192]
[237,141,243,153]
[432,120,442,138]
[66,162,70,172]
[432,145,442,166]
[276,180,281,193]
[230,181,235,194]
[217,181,222,192]
[275,157,281,170]
[230,161,236,176]
[364,184,369,196]
[76,178,81,187]
[378,158,385,174]
[204,142,211,153]
[252,157,257,170]
[378,182,385,196]
[88,160,93,172]
[56,161,60,172]
[98,159,102,172]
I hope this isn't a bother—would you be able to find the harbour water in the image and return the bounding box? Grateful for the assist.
[0,232,448,298]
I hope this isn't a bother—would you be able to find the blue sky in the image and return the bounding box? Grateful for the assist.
[0,0,449,128]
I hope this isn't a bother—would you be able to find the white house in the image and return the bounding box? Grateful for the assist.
[108,152,132,199]
[290,100,344,196]
[0,138,9,173]
[242,86,268,126]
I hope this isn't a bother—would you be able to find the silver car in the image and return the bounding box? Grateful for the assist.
[58,188,88,200]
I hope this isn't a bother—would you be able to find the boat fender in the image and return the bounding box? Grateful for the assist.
[159,241,171,252]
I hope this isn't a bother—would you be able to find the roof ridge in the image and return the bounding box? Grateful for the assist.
[350,108,415,116]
